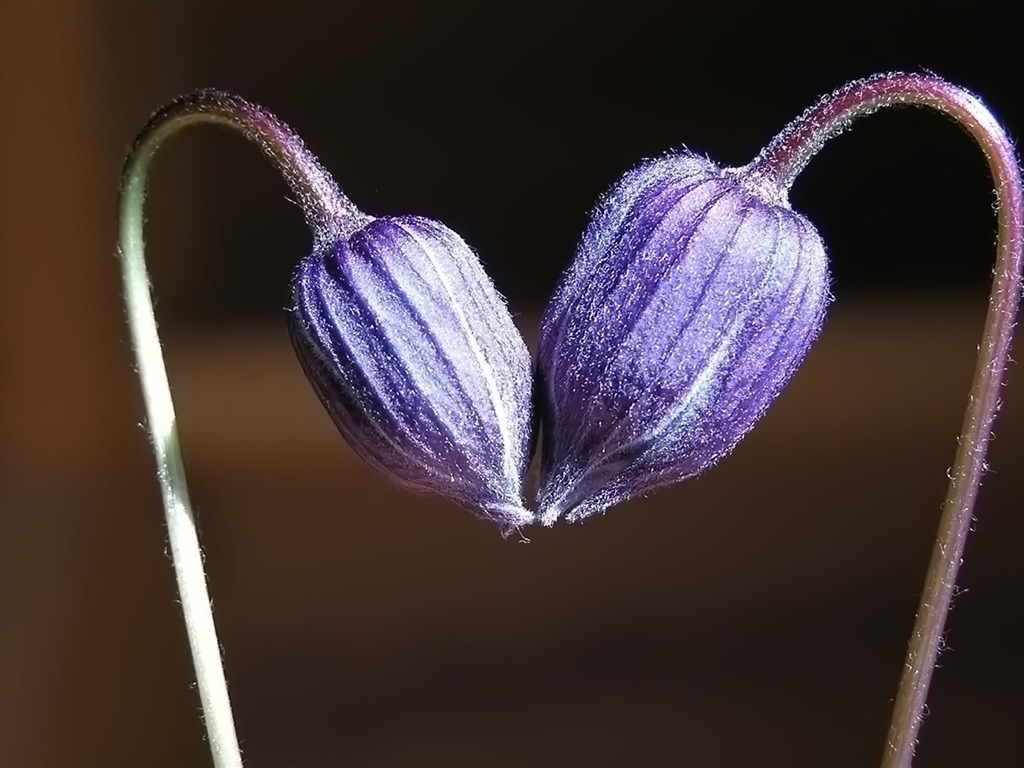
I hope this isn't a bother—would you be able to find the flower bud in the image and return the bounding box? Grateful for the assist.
[536,152,830,524]
[290,215,534,528]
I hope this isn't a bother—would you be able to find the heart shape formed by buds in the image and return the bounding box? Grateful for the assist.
[291,152,831,528]
[534,153,831,523]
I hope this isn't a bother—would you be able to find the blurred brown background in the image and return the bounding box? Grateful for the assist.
[0,2,1021,767]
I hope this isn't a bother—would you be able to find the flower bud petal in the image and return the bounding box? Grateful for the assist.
[290,215,534,528]
[537,153,830,523]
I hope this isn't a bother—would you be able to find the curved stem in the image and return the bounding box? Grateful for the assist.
[749,73,1022,768]
[118,91,364,768]
[127,90,369,247]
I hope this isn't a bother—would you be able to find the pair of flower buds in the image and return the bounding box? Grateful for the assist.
[290,143,830,530]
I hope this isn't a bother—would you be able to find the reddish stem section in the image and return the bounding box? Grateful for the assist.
[126,89,369,247]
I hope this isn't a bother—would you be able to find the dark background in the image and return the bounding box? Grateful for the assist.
[136,1,1015,331]
[0,2,1021,767]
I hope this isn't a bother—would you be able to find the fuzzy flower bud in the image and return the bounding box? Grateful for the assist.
[536,152,830,524]
[290,215,535,528]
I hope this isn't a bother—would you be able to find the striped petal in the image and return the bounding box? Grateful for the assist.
[290,216,534,528]
[537,154,830,523]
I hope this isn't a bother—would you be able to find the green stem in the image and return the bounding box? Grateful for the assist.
[118,91,363,768]
[749,73,1023,768]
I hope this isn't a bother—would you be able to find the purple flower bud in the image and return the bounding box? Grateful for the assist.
[290,215,534,528]
[536,153,830,524]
